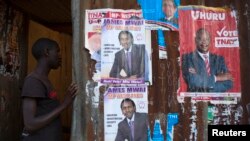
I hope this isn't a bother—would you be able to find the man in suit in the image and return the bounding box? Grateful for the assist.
[159,0,178,25]
[181,28,233,92]
[109,30,149,81]
[115,98,148,141]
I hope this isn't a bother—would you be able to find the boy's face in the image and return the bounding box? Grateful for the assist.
[48,46,62,69]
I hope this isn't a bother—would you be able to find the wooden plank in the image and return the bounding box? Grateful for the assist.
[71,0,92,141]
[0,1,25,140]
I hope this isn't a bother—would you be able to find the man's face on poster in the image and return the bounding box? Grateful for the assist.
[121,101,136,119]
[119,33,133,50]
[162,0,176,18]
[195,30,211,54]
[88,33,101,53]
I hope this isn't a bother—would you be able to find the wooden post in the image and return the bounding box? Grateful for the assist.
[71,0,91,141]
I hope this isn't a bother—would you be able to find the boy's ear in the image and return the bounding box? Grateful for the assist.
[44,48,49,56]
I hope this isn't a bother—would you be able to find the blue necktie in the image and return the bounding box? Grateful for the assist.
[129,121,134,141]
[126,52,132,75]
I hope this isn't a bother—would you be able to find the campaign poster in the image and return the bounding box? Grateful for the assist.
[104,86,148,141]
[100,12,152,84]
[158,29,168,59]
[178,6,241,102]
[138,0,180,31]
[85,9,143,73]
[85,9,107,72]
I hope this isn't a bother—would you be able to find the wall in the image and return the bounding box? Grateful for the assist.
[71,0,250,141]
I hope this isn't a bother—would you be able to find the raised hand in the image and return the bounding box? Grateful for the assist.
[62,82,78,107]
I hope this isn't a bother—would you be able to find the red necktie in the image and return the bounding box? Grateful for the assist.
[203,55,210,75]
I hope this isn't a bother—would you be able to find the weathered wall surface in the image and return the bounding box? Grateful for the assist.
[1,0,249,141]
[0,0,25,140]
[72,0,250,141]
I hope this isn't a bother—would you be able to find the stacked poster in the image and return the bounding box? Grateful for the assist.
[104,86,148,141]
[85,9,151,141]
[85,9,143,73]
[100,10,152,84]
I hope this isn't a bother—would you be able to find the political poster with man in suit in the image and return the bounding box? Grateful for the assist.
[100,11,152,84]
[178,6,241,103]
[138,0,180,31]
[85,9,144,79]
[104,86,148,141]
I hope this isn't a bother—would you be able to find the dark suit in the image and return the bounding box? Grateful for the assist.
[115,112,148,141]
[109,44,148,80]
[182,51,233,92]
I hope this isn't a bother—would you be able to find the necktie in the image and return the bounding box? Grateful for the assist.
[126,52,132,75]
[203,55,210,75]
[129,121,134,141]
